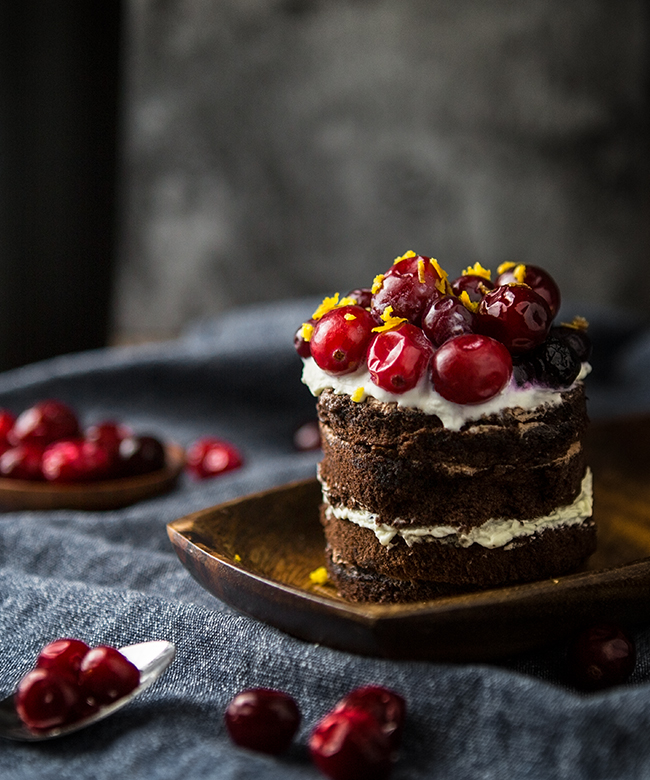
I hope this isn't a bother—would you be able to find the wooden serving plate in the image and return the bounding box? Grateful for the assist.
[167,417,650,662]
[0,444,185,511]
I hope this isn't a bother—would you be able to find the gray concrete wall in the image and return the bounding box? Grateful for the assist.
[114,0,649,339]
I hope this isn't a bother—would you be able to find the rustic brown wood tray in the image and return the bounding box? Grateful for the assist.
[0,444,185,511]
[167,417,650,662]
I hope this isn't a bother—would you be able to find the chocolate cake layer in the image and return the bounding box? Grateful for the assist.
[319,434,586,528]
[323,513,597,602]
[316,384,588,470]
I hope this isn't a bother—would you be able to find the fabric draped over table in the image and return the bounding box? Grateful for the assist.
[0,298,649,780]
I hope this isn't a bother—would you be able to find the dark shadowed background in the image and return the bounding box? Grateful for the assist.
[0,0,648,366]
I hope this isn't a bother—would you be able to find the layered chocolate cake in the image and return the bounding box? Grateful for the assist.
[295,254,594,603]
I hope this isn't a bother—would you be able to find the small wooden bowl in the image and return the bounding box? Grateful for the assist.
[0,444,185,511]
[167,417,650,662]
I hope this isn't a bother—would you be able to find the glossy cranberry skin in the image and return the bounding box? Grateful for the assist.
[334,685,406,751]
[495,264,561,316]
[0,443,45,480]
[309,706,393,780]
[371,256,442,325]
[566,623,636,691]
[42,439,113,482]
[293,420,321,451]
[0,409,16,443]
[15,667,80,731]
[450,274,494,302]
[421,295,475,347]
[117,435,166,476]
[78,646,140,706]
[432,334,512,404]
[186,437,243,479]
[225,688,301,755]
[345,287,373,309]
[36,638,90,678]
[477,285,552,354]
[8,400,80,446]
[367,324,434,394]
[310,305,376,375]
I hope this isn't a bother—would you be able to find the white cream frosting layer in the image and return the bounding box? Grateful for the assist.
[302,358,591,432]
[322,469,593,550]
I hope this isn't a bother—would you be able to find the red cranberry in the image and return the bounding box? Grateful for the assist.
[431,334,512,404]
[566,623,636,691]
[293,420,321,451]
[225,688,301,755]
[309,706,393,780]
[117,435,166,477]
[15,667,80,731]
[477,285,552,354]
[0,443,45,480]
[495,264,561,316]
[78,646,140,706]
[334,685,406,751]
[8,400,80,446]
[371,255,443,325]
[421,295,475,347]
[345,287,373,309]
[367,324,434,394]
[36,638,90,678]
[450,274,494,302]
[42,439,113,482]
[86,421,132,452]
[310,305,376,375]
[186,437,243,479]
[0,409,16,443]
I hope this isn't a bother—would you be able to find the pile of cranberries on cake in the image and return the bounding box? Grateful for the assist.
[15,638,139,732]
[225,683,405,780]
[0,400,167,483]
[295,252,591,405]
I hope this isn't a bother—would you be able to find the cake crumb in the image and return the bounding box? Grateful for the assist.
[309,566,329,585]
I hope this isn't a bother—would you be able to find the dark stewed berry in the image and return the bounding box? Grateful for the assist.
[345,287,373,310]
[294,319,316,358]
[0,443,45,480]
[371,255,443,325]
[477,285,552,354]
[421,295,475,347]
[550,324,592,362]
[333,685,406,752]
[8,399,80,446]
[495,263,561,316]
[224,688,301,755]
[309,706,394,780]
[78,645,140,706]
[118,435,166,477]
[310,305,377,375]
[532,335,582,388]
[450,274,494,303]
[186,437,243,479]
[367,323,434,394]
[15,668,81,731]
[566,623,636,691]
[431,334,512,405]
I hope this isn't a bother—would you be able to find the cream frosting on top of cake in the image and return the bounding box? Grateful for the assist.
[322,468,593,550]
[302,357,590,432]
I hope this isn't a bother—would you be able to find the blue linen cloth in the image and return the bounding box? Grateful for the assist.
[0,298,649,780]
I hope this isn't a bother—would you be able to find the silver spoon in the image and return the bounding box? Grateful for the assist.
[0,640,176,741]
